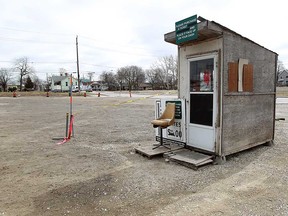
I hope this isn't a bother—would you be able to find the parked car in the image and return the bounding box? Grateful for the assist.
[85,87,93,92]
[81,85,92,92]
[72,86,79,92]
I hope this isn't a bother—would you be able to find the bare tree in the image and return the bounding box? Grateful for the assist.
[146,68,162,90]
[14,57,34,91]
[100,71,117,90]
[0,68,12,92]
[32,75,43,91]
[115,70,126,90]
[277,60,286,73]
[116,65,145,91]
[134,68,145,89]
[277,60,286,81]
[151,55,178,89]
[45,74,52,91]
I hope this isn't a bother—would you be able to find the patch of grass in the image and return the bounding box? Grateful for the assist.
[1,88,286,98]
[276,87,288,98]
[0,91,85,97]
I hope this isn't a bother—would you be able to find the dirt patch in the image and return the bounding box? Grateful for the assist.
[0,92,287,215]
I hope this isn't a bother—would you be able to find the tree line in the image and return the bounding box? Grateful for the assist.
[0,57,41,92]
[0,55,178,92]
[2,57,286,92]
[100,55,178,91]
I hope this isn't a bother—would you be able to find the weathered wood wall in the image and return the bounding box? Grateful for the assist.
[222,31,277,155]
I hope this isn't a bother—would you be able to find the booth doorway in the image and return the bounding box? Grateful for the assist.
[187,54,217,152]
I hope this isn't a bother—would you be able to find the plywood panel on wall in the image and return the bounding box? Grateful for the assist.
[243,64,253,92]
[228,62,238,92]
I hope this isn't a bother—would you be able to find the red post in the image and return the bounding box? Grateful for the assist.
[84,92,86,97]
[13,91,16,97]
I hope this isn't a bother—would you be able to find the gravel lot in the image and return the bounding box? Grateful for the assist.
[0,91,287,216]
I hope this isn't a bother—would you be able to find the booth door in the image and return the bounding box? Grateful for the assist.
[187,55,217,152]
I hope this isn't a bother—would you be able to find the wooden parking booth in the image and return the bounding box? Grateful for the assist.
[166,15,278,160]
[136,15,278,168]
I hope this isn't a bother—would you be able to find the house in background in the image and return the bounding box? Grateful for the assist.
[91,81,108,91]
[51,74,78,92]
[80,78,93,91]
[278,70,288,86]
[139,82,152,90]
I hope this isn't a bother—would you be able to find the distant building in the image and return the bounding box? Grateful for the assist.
[51,74,78,92]
[80,78,92,92]
[139,82,152,90]
[91,81,108,91]
[278,70,288,86]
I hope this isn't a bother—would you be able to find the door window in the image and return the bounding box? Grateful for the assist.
[190,58,214,126]
[190,58,213,92]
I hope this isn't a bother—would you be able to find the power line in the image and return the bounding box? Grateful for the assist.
[0,26,169,54]
[0,60,119,69]
[81,62,118,69]
[80,35,167,53]
[79,43,162,58]
[0,36,163,58]
[0,36,73,45]
[0,26,74,36]
[0,60,75,64]
[31,61,76,64]
[0,27,169,71]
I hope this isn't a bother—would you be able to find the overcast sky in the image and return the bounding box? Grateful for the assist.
[1,0,288,80]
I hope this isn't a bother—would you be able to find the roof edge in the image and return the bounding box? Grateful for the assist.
[164,18,278,55]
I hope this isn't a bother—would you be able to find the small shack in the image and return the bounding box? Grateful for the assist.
[162,15,278,160]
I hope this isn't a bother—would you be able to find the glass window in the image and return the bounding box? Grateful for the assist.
[190,58,214,92]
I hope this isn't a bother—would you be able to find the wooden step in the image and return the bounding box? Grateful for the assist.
[168,149,213,170]
[134,144,184,159]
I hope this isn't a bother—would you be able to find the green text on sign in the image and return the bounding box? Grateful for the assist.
[166,101,182,119]
[175,15,198,44]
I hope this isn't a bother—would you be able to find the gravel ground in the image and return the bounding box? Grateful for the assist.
[0,91,287,216]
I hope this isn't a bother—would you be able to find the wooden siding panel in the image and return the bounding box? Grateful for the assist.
[228,62,238,92]
[243,64,253,92]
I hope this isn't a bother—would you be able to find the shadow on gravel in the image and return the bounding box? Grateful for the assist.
[28,172,177,216]
[28,143,272,216]
[29,174,116,216]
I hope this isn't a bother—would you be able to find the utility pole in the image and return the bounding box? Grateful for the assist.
[76,35,80,93]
